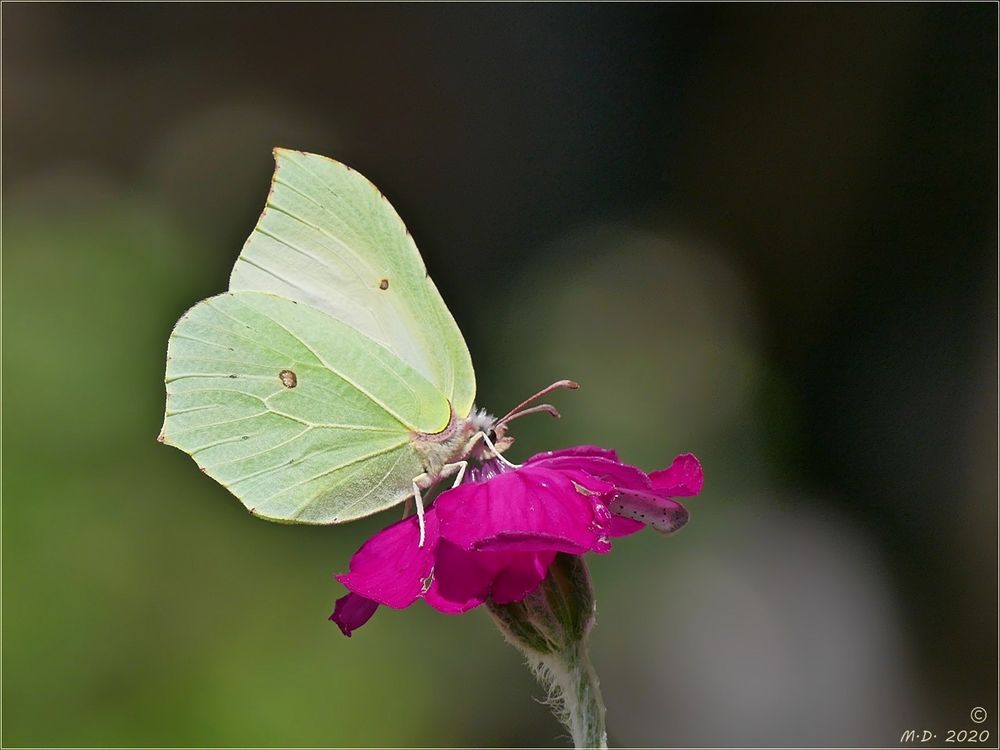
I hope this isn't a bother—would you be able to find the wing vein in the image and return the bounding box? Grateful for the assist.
[258,439,409,508]
[210,426,313,476]
[169,412,269,437]
[262,202,376,278]
[228,295,416,430]
[235,256,318,302]
[325,447,411,519]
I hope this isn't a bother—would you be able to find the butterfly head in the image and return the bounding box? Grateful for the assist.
[472,379,580,462]
[421,381,579,472]
[464,408,515,461]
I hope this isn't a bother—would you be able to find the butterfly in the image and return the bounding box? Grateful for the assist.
[159,149,571,541]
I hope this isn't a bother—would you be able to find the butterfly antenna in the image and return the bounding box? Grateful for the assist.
[494,379,579,429]
[495,403,561,427]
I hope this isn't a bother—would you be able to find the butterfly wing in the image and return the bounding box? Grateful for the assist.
[229,148,476,418]
[160,291,452,524]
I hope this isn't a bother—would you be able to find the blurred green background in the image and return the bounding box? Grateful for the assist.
[3,4,996,747]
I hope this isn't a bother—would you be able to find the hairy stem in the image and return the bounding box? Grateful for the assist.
[529,641,607,749]
[487,553,607,748]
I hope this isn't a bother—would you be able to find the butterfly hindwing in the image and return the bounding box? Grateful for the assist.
[161,291,451,523]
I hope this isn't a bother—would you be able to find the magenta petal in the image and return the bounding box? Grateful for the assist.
[424,540,556,614]
[336,511,438,608]
[424,544,557,612]
[436,466,602,554]
[526,445,620,464]
[424,540,495,614]
[608,515,645,537]
[329,593,379,637]
[649,453,704,497]
[531,455,650,492]
[490,550,557,603]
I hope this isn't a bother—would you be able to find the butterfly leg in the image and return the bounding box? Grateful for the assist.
[411,480,427,548]
[449,461,468,487]
[407,452,483,547]
[481,432,519,468]
[436,460,468,488]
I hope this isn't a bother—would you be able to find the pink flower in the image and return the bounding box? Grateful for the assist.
[329,447,703,636]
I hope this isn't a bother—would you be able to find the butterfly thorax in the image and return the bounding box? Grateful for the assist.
[411,407,510,480]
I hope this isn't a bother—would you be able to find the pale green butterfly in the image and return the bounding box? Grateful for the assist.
[160,148,573,541]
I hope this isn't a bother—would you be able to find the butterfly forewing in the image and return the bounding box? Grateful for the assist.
[229,149,476,418]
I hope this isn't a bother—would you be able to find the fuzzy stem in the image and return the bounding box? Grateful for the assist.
[486,553,608,748]
[531,641,607,749]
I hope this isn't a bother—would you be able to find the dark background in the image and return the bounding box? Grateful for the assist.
[3,3,997,747]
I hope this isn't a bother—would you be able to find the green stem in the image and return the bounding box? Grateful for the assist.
[540,640,607,749]
[486,554,608,748]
